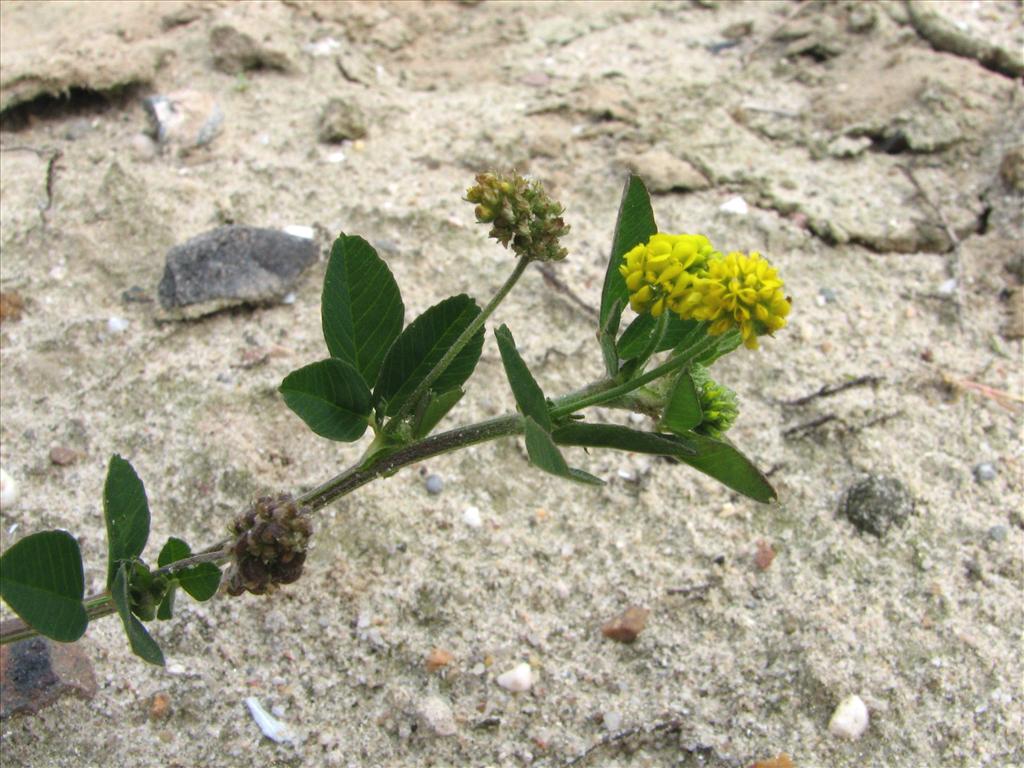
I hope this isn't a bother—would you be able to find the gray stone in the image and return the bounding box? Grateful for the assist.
[158,226,317,316]
[840,475,914,537]
[318,97,368,143]
[987,525,1008,542]
[425,474,444,495]
[973,463,998,483]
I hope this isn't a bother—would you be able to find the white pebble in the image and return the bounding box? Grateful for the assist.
[245,697,296,744]
[0,468,17,509]
[628,412,645,424]
[719,196,749,215]
[283,225,315,240]
[107,316,129,334]
[496,662,533,692]
[326,150,346,164]
[829,694,869,739]
[281,292,297,305]
[462,505,482,528]
[603,711,623,731]
[937,278,957,296]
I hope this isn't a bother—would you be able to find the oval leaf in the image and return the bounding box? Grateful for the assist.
[0,530,88,642]
[375,294,484,417]
[660,372,702,433]
[495,325,550,431]
[524,417,604,486]
[280,358,373,441]
[104,455,150,589]
[112,562,165,666]
[322,234,405,385]
[552,422,774,502]
[599,175,657,372]
[157,537,221,603]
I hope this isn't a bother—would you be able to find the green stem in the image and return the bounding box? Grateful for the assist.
[550,333,720,418]
[385,255,532,432]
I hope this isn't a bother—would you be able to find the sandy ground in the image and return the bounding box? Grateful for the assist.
[1,1,1022,766]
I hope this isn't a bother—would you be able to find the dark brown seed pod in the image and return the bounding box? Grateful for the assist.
[224,494,313,596]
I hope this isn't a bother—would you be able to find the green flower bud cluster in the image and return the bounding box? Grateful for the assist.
[465,171,570,262]
[691,366,739,438]
[127,561,170,621]
[226,494,313,596]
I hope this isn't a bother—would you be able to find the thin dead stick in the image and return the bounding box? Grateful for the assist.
[778,375,881,407]
[943,374,1024,411]
[561,719,685,767]
[536,263,599,319]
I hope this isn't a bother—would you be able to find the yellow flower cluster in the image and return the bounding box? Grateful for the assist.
[619,234,790,349]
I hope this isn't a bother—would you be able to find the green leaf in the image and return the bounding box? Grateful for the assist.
[375,294,484,417]
[660,372,702,433]
[322,234,405,385]
[104,455,150,589]
[0,530,88,642]
[177,564,221,602]
[280,358,373,441]
[599,176,657,372]
[157,537,190,568]
[156,587,175,621]
[524,417,604,486]
[495,325,550,431]
[158,537,221,603]
[552,422,775,502]
[696,328,742,366]
[553,422,697,457]
[674,432,776,503]
[412,388,464,439]
[112,562,165,666]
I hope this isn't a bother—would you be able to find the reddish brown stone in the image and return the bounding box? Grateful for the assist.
[149,691,172,721]
[0,291,24,324]
[49,446,78,466]
[754,539,776,571]
[425,647,454,672]
[601,606,649,644]
[0,637,97,720]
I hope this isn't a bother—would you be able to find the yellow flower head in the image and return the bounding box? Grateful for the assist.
[682,251,791,349]
[618,234,717,318]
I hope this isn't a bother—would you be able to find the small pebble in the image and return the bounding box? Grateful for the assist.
[48,446,77,466]
[719,196,749,215]
[818,287,837,304]
[987,525,1008,542]
[462,505,482,528]
[936,278,957,297]
[0,291,25,323]
[603,711,623,731]
[425,647,454,672]
[245,696,295,744]
[417,695,457,737]
[973,462,997,483]
[326,151,346,164]
[425,474,444,495]
[754,539,776,570]
[0,468,17,509]
[107,316,129,334]
[828,694,869,740]
[496,662,533,693]
[601,606,650,644]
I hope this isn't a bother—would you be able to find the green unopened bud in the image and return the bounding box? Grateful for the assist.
[691,366,739,438]
[465,171,570,262]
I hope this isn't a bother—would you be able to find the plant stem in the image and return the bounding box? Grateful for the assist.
[385,254,532,432]
[0,328,722,647]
